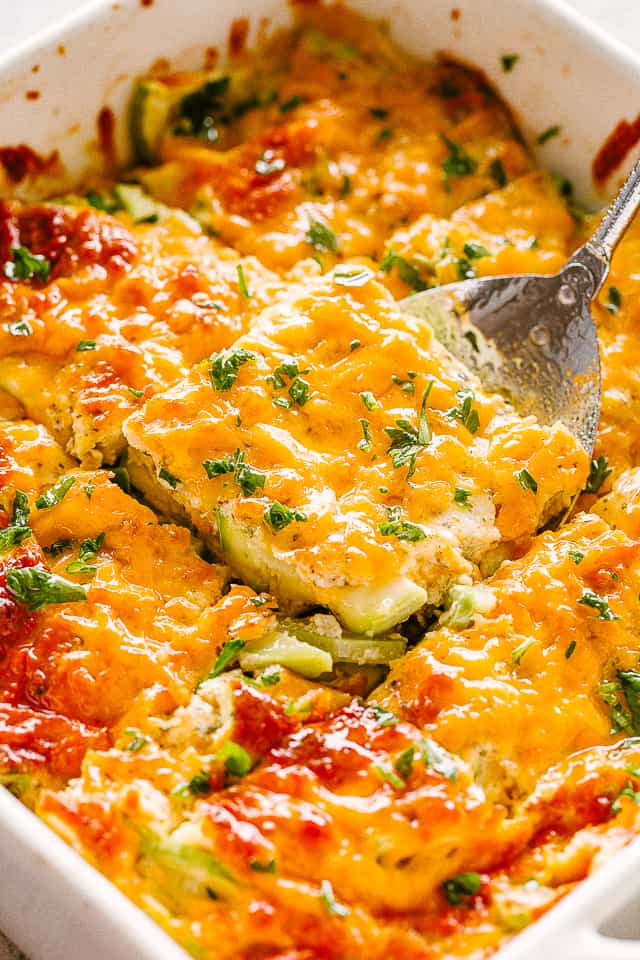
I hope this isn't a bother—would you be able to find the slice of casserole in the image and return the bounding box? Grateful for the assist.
[124,272,588,634]
[372,512,640,799]
[0,197,282,465]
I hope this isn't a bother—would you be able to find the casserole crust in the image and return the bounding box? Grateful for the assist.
[2,6,640,960]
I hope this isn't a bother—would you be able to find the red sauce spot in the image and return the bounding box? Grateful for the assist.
[0,200,138,281]
[97,106,117,169]
[450,7,461,20]
[214,121,317,220]
[25,90,40,101]
[593,115,640,183]
[229,17,250,57]
[0,145,58,184]
[232,682,297,755]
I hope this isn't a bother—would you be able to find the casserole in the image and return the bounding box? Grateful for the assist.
[2,0,640,958]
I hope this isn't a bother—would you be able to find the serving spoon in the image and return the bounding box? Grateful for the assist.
[401,158,640,453]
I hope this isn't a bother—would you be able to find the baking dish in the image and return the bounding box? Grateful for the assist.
[2,0,640,957]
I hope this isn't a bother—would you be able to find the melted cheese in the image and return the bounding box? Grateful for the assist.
[1,6,640,960]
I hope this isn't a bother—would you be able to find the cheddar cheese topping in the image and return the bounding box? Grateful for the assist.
[2,6,640,960]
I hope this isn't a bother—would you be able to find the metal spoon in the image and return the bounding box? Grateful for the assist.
[400,158,640,453]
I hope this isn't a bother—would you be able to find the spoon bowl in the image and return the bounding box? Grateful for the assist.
[400,157,640,455]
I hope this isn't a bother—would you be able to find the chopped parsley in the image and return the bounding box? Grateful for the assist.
[577,589,620,621]
[123,728,148,753]
[66,532,105,576]
[606,286,622,314]
[209,347,255,391]
[4,245,51,283]
[333,265,374,287]
[454,488,472,509]
[536,125,561,145]
[6,565,87,610]
[174,75,230,141]
[202,448,266,496]
[564,640,577,659]
[385,382,433,478]
[127,386,144,399]
[288,377,311,406]
[206,638,246,680]
[35,476,76,510]
[447,388,480,434]
[583,454,612,494]
[5,319,32,337]
[279,93,306,113]
[358,418,373,453]
[394,745,415,782]
[349,338,361,351]
[379,249,426,290]
[511,637,535,665]
[43,538,73,558]
[249,858,276,873]
[376,127,393,143]
[391,373,415,394]
[489,157,507,187]
[360,391,379,411]
[76,339,97,351]
[369,704,398,727]
[187,770,212,796]
[440,133,478,190]
[515,468,538,494]
[373,763,405,789]
[319,879,350,917]
[305,218,338,254]
[157,466,179,489]
[600,670,640,735]
[254,149,285,176]
[86,189,121,213]
[500,53,520,72]
[612,780,640,815]
[369,106,389,119]
[217,740,252,778]
[0,491,31,553]
[379,505,426,542]
[442,871,481,906]
[263,501,308,531]
[236,263,251,298]
[568,549,584,565]
[463,241,490,259]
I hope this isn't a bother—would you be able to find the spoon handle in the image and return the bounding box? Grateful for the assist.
[565,157,640,294]
[589,156,640,258]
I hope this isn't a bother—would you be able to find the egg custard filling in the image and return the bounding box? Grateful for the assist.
[3,6,640,960]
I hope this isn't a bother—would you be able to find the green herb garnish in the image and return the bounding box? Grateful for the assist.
[6,565,87,610]
[358,418,372,453]
[583,454,612,494]
[442,871,481,906]
[76,339,97,351]
[209,347,255,391]
[5,319,32,337]
[66,532,105,576]
[536,125,561,145]
[578,589,620,621]
[305,218,338,254]
[263,501,307,531]
[206,638,246,680]
[379,249,426,290]
[379,505,426,542]
[159,467,179,488]
[515,468,538,494]
[319,879,350,917]
[454,488,472,508]
[440,133,478,190]
[217,740,252,777]
[500,53,520,72]
[333,266,374,286]
[447,388,480,434]
[606,286,622,314]
[385,382,433,478]
[4,246,51,283]
[203,448,266,496]
[236,263,251,299]
[35,476,76,510]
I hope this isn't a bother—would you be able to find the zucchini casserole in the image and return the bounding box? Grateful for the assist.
[2,5,640,958]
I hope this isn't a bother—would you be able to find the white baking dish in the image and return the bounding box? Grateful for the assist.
[2,0,640,957]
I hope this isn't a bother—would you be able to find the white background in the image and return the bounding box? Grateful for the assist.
[0,0,638,957]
